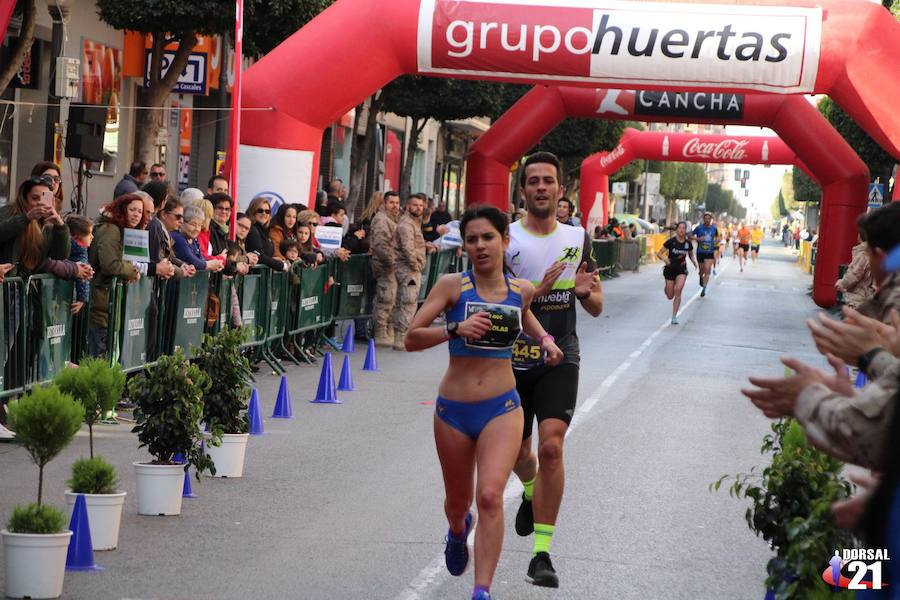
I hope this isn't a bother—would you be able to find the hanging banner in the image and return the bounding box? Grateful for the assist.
[178,108,193,191]
[418,0,822,93]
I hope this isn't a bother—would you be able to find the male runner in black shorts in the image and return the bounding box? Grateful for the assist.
[506,152,604,588]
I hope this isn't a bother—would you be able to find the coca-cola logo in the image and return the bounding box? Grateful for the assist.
[600,145,626,168]
[682,138,749,161]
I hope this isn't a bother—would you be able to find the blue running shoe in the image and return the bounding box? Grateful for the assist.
[472,589,492,600]
[445,512,474,576]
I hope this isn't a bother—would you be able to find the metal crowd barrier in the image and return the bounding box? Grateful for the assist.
[592,241,618,279]
[0,253,462,401]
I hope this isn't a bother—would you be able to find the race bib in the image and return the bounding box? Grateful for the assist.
[512,335,544,369]
[464,301,521,350]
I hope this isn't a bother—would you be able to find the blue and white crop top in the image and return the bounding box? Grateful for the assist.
[447,271,523,359]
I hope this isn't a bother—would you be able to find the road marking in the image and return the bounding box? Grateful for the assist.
[395,262,729,600]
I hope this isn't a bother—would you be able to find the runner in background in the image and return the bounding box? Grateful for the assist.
[737,223,752,272]
[691,213,718,297]
[731,224,740,259]
[716,221,728,273]
[657,221,697,324]
[750,223,764,264]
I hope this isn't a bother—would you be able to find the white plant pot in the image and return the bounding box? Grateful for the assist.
[2,529,72,599]
[204,433,250,478]
[64,491,127,550]
[133,462,185,516]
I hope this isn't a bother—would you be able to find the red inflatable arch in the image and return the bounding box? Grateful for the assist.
[239,0,900,207]
[466,87,868,308]
[579,131,810,233]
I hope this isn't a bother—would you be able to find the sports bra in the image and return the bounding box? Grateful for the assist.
[447,271,523,359]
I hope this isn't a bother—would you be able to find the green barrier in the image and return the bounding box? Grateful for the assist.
[294,264,329,333]
[238,268,268,347]
[429,250,457,291]
[592,241,617,278]
[209,273,233,335]
[638,236,648,263]
[115,277,155,372]
[166,271,210,358]
[263,270,291,371]
[28,275,74,385]
[333,255,371,320]
[417,254,434,303]
[1,278,27,399]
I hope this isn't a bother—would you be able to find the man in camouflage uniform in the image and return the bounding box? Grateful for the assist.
[391,193,428,350]
[370,191,401,347]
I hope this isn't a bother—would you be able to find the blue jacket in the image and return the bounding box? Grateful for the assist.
[170,231,208,271]
[69,240,90,302]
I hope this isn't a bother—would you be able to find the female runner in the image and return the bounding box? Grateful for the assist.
[405,205,562,600]
[657,221,698,325]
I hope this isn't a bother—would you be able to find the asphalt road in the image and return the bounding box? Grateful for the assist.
[0,239,825,600]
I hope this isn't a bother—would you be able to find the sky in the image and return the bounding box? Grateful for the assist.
[723,124,789,223]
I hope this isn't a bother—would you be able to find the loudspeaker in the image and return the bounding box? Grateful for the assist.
[65,105,107,162]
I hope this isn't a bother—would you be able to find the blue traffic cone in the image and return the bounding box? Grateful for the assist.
[66,494,102,571]
[311,352,341,403]
[362,338,378,372]
[272,375,293,418]
[338,355,354,391]
[341,322,355,353]
[855,370,868,388]
[174,453,197,499]
[248,388,265,435]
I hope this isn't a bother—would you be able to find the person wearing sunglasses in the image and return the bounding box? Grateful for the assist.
[245,196,290,272]
[150,196,194,279]
[30,161,64,213]
[149,163,166,182]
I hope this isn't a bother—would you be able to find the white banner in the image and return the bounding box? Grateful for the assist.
[314,225,344,251]
[419,0,822,93]
[122,229,150,263]
[237,145,314,211]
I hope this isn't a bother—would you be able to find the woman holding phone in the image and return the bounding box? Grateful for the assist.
[0,176,70,277]
[404,205,562,600]
[30,162,65,213]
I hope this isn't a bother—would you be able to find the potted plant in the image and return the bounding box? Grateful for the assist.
[2,385,83,599]
[129,348,219,515]
[55,359,128,548]
[712,419,854,600]
[64,457,126,550]
[54,358,125,458]
[194,328,252,478]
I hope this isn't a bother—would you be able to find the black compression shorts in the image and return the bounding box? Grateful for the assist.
[697,252,716,262]
[751,244,760,253]
[515,362,579,440]
[739,243,750,253]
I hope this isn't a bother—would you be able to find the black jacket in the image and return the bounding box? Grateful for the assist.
[245,221,284,270]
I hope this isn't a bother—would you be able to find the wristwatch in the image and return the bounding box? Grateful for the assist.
[445,321,461,339]
[857,347,886,376]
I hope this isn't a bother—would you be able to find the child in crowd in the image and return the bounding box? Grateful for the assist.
[296,222,324,266]
[67,215,94,314]
[279,239,301,264]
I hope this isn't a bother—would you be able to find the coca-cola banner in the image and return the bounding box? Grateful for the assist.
[418,0,822,93]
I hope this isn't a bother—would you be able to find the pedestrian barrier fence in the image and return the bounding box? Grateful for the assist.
[798,240,814,274]
[616,239,641,273]
[0,251,461,400]
[592,241,617,278]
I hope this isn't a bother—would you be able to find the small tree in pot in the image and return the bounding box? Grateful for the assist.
[3,385,83,599]
[129,349,219,515]
[193,328,252,477]
[54,359,126,458]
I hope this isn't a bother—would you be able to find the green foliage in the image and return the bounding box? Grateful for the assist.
[818,96,895,183]
[7,386,83,503]
[54,359,125,457]
[244,0,334,59]
[192,328,251,435]
[659,163,708,203]
[6,504,67,534]
[96,0,233,35]
[382,76,500,123]
[130,349,219,477]
[68,457,120,495]
[792,169,821,204]
[712,419,854,599]
[486,83,628,175]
